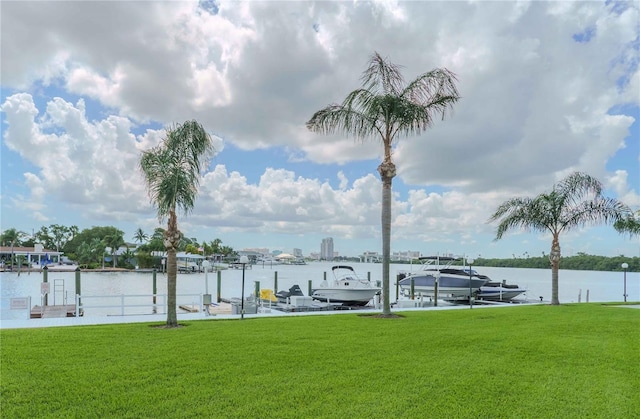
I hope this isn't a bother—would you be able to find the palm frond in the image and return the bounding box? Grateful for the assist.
[554,172,602,206]
[139,120,215,221]
[560,197,632,233]
[306,104,379,139]
[361,52,404,96]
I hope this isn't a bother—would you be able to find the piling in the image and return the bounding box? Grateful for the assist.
[410,278,415,300]
[152,269,157,307]
[274,271,278,294]
[74,267,81,307]
[434,280,439,307]
[42,266,49,306]
[586,289,590,303]
[217,270,222,302]
[308,280,313,296]
[254,281,260,300]
[367,272,371,281]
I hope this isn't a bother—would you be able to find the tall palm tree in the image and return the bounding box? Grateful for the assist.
[307,52,460,316]
[139,120,215,327]
[489,172,632,305]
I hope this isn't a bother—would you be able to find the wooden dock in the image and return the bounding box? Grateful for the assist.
[30,305,80,319]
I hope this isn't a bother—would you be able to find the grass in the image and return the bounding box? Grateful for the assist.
[2,304,638,418]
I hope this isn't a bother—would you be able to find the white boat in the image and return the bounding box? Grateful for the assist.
[311,265,381,306]
[397,256,488,299]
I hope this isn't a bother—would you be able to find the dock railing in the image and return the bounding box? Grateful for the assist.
[75,293,207,317]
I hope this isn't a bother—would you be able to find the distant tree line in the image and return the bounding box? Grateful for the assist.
[420,253,638,272]
[1,224,237,270]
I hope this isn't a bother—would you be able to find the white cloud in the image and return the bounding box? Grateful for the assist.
[1,1,637,257]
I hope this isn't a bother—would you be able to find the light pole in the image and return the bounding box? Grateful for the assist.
[468,258,475,309]
[240,255,249,320]
[622,262,629,303]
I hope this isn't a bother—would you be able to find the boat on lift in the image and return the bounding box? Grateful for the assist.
[397,256,489,299]
[311,265,381,306]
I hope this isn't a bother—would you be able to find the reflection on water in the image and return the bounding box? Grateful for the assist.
[1,262,638,319]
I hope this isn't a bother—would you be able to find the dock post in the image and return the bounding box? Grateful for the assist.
[217,270,222,303]
[368,272,371,282]
[43,265,49,306]
[75,267,82,308]
[586,289,589,303]
[152,269,157,311]
[434,280,438,307]
[578,289,581,303]
[395,275,399,303]
[254,281,260,301]
[410,278,415,300]
[274,271,278,294]
[308,280,313,296]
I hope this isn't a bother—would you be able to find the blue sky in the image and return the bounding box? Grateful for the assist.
[1,0,638,259]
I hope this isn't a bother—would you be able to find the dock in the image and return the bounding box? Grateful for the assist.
[30,305,81,319]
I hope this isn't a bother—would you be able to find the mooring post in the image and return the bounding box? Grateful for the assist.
[217,270,222,303]
[368,272,371,282]
[75,267,82,308]
[274,271,278,293]
[152,268,157,307]
[586,289,590,303]
[254,280,260,302]
[43,265,49,306]
[434,280,439,307]
[308,280,313,296]
[410,278,415,300]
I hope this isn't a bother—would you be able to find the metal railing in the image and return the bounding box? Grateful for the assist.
[75,293,207,317]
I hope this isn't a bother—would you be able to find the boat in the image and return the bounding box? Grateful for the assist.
[275,284,305,304]
[477,279,527,301]
[397,256,489,299]
[310,265,381,306]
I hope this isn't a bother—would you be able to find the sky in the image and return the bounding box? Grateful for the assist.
[1,0,639,259]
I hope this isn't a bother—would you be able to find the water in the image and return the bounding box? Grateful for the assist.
[1,262,638,319]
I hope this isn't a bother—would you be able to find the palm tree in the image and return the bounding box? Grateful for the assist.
[307,52,460,315]
[104,231,125,268]
[139,120,215,327]
[489,172,632,305]
[133,228,149,245]
[1,228,28,269]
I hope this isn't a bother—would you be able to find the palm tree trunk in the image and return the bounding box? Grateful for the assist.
[166,247,178,326]
[165,210,180,327]
[378,160,396,316]
[549,236,561,305]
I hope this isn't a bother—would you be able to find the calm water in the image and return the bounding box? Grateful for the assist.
[1,262,638,319]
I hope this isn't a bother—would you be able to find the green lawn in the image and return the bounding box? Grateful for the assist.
[2,304,638,418]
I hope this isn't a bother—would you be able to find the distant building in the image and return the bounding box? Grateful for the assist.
[360,251,380,263]
[293,248,303,258]
[392,251,421,261]
[321,238,334,261]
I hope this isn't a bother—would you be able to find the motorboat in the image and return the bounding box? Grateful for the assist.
[397,256,489,299]
[311,265,381,306]
[275,284,305,304]
[477,279,526,301]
